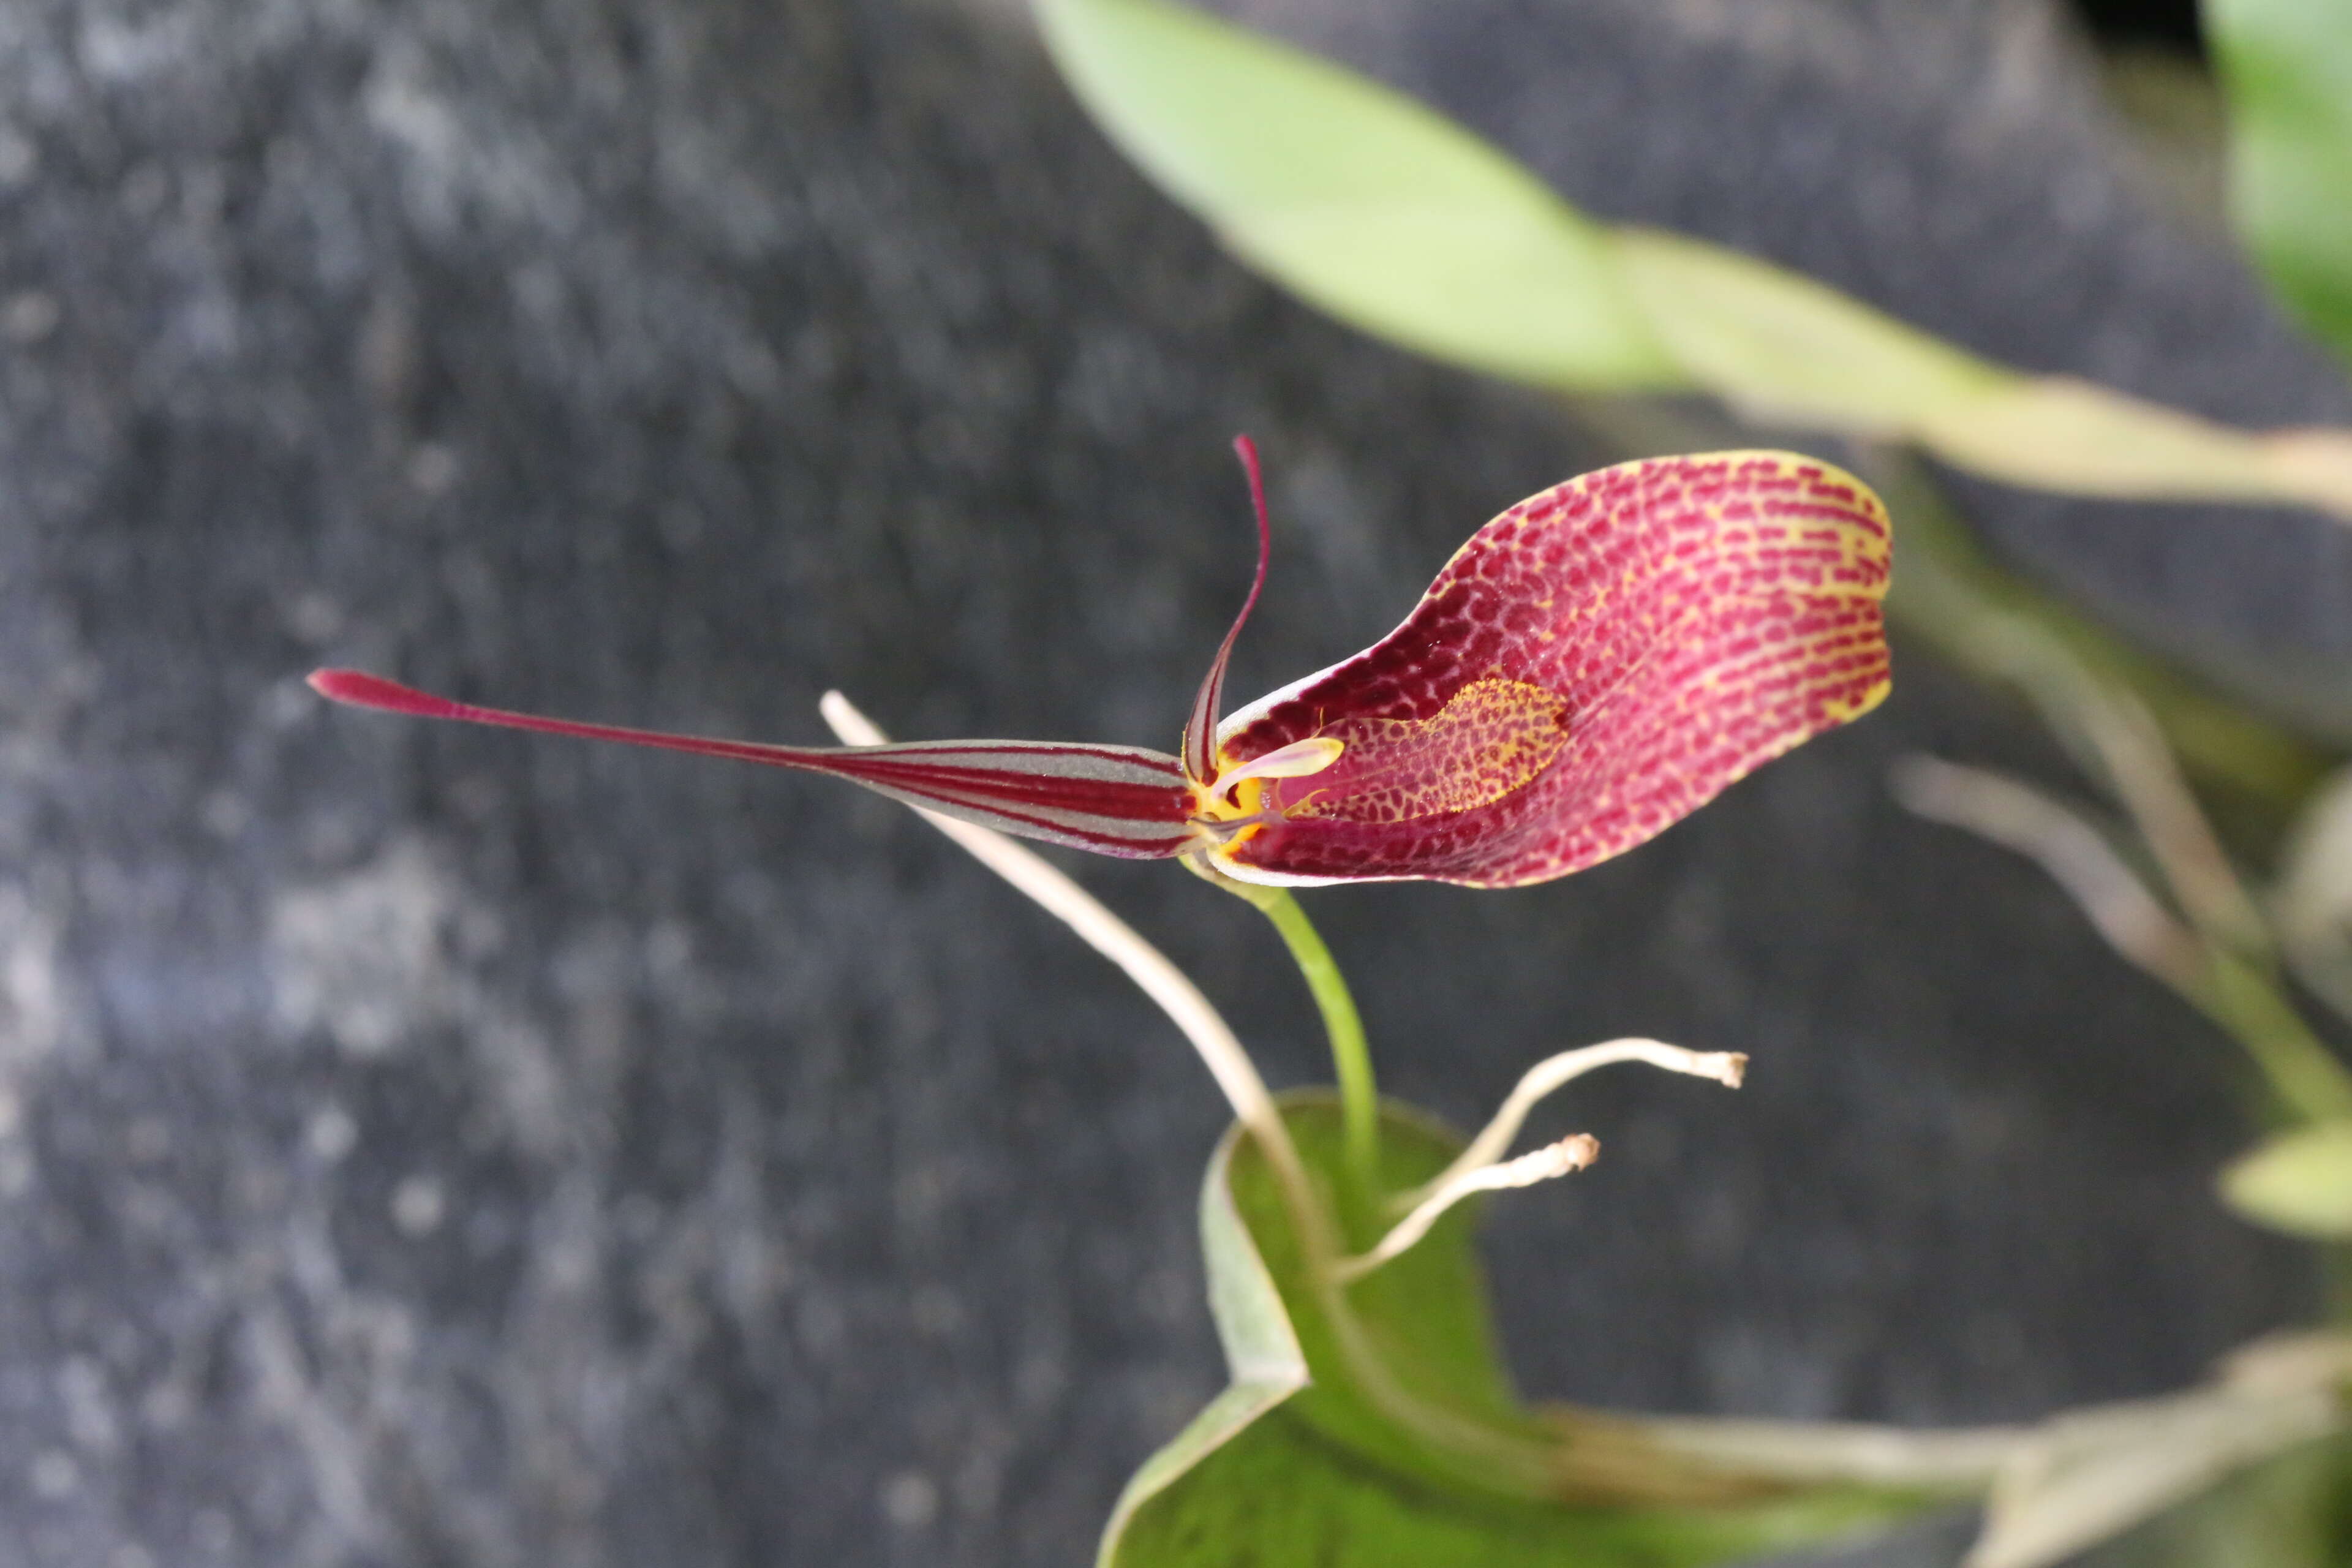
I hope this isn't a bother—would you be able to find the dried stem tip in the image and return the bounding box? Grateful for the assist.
[1335,1134,1600,1284]
[1400,1039,1746,1214]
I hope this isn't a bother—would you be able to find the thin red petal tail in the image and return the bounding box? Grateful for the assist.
[310,668,479,721]
[311,668,803,758]
[307,669,1197,859]
[1180,435,1272,785]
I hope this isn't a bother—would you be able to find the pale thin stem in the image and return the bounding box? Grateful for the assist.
[1180,858,1384,1215]
[2031,655,2270,962]
[1893,755,2208,990]
[1893,753,2352,1125]
[820,693,1304,1177]
[1841,466,2272,960]
[2277,772,2352,1030]
[1400,1038,1746,1213]
[1335,1134,1597,1284]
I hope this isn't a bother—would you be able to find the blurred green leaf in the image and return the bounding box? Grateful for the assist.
[2070,1431,2352,1568]
[2222,1120,2352,1237]
[2209,0,2352,369]
[1102,1096,1988,1567]
[1966,1335,2352,1567]
[1608,227,2007,432]
[2275,766,2352,1025]
[1031,0,1682,391]
[1036,0,2352,521]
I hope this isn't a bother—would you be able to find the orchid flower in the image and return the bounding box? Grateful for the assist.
[311,442,1890,888]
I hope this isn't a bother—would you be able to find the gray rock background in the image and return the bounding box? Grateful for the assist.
[0,0,2337,1564]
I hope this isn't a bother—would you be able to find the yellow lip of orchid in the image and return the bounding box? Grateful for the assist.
[1182,734,1348,851]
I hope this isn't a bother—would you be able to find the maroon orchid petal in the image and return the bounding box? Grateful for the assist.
[1180,434,1274,786]
[307,670,1196,859]
[1204,451,1892,888]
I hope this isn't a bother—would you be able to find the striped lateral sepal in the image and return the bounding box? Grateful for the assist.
[307,671,1198,859]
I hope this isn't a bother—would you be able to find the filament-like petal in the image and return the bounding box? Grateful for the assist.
[1180,435,1273,785]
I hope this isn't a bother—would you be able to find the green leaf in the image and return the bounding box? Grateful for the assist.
[2220,1120,2352,1237]
[1094,1095,1311,1556]
[2209,0,2352,369]
[1611,227,2348,507]
[1035,0,2352,521]
[2068,1431,2352,1568]
[1030,0,1684,391]
[1102,1095,1988,1567]
[1967,1336,2352,1568]
[1607,226,2008,433]
[2275,766,2352,1027]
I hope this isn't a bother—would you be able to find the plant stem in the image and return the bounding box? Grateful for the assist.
[818,694,1314,1188]
[1181,862,1382,1208]
[1245,888,1381,1213]
[2199,952,2352,1128]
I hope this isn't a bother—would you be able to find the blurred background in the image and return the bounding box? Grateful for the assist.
[1,0,2346,1562]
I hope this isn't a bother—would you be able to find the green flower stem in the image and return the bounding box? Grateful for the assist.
[1262,894,1380,1200]
[1212,879,1381,1214]
[2198,952,2352,1128]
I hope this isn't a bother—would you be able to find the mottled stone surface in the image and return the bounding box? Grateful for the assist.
[0,1,2328,1564]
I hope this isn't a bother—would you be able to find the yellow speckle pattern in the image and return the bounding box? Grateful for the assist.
[1281,677,1571,824]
